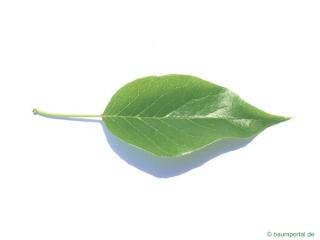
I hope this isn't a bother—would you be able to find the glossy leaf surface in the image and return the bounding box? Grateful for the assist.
[103,75,288,157]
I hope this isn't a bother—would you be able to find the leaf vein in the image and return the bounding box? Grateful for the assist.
[137,119,182,148]
[158,119,202,139]
[164,90,226,117]
[120,118,167,155]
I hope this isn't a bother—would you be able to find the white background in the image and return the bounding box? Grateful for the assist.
[0,0,319,239]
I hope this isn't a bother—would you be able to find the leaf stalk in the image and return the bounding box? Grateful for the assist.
[32,108,101,119]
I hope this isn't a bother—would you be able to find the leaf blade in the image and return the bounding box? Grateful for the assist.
[103,74,288,157]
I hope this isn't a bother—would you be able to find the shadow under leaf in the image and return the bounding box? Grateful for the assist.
[35,115,254,178]
[101,123,254,178]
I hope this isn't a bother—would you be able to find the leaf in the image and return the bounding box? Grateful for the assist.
[102,74,288,157]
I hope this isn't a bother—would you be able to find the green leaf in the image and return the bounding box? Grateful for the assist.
[102,74,288,157]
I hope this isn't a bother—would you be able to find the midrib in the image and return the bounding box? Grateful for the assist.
[103,115,260,121]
